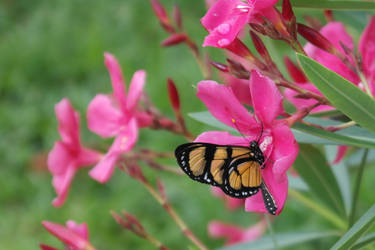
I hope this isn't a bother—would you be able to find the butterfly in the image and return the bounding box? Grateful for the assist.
[175,140,277,215]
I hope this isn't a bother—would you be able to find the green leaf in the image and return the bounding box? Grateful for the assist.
[325,146,352,216]
[294,145,346,217]
[293,122,375,149]
[188,111,236,132]
[277,0,375,10]
[351,232,375,250]
[297,54,375,135]
[220,231,337,250]
[310,109,343,118]
[331,204,375,250]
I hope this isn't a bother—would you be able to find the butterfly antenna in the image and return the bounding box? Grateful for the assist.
[231,118,250,144]
[256,122,264,144]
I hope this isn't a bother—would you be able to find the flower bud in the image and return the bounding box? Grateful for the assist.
[150,0,175,33]
[282,0,295,23]
[173,4,183,29]
[250,31,271,63]
[167,78,180,112]
[210,61,229,72]
[297,23,336,54]
[161,33,187,46]
[284,56,308,83]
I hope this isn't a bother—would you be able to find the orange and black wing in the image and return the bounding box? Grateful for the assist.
[175,142,260,197]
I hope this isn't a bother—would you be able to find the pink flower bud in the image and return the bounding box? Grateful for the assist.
[150,0,168,23]
[284,56,308,83]
[225,38,253,59]
[39,244,59,250]
[161,33,187,47]
[282,0,295,23]
[173,4,183,29]
[250,31,271,63]
[210,61,229,72]
[167,78,180,112]
[297,23,336,54]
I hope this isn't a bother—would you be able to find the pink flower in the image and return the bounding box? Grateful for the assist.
[208,219,266,245]
[201,0,278,48]
[48,99,101,207]
[212,187,245,210]
[196,70,298,214]
[359,16,375,94]
[41,220,94,250]
[87,53,147,183]
[221,72,252,106]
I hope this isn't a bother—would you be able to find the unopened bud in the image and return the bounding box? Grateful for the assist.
[284,56,308,83]
[167,78,180,112]
[282,0,295,23]
[210,61,229,72]
[297,23,336,54]
[250,31,271,63]
[225,38,253,59]
[173,4,183,29]
[250,23,267,36]
[324,10,334,22]
[227,59,250,79]
[39,244,59,250]
[161,33,187,46]
[150,0,175,33]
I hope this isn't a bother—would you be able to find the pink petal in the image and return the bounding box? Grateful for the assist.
[195,131,254,146]
[359,16,375,76]
[208,220,266,245]
[271,123,299,182]
[66,221,89,240]
[208,221,244,245]
[52,165,76,207]
[126,70,146,113]
[87,94,123,138]
[250,70,283,127]
[104,53,127,111]
[305,22,359,84]
[135,111,153,128]
[221,72,252,106]
[201,0,251,48]
[42,221,89,249]
[332,145,349,165]
[47,141,74,175]
[55,98,80,148]
[284,82,334,113]
[249,0,278,10]
[77,148,101,167]
[197,80,258,135]
[212,187,245,210]
[89,118,138,183]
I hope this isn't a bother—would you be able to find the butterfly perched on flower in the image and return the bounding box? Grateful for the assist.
[175,138,277,215]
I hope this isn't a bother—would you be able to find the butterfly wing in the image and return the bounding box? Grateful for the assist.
[175,142,260,197]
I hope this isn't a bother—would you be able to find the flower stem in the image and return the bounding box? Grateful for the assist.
[185,36,210,79]
[349,149,369,227]
[327,121,356,132]
[141,180,208,250]
[289,189,347,230]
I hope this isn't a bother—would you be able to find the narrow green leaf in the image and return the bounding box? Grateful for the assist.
[310,109,343,118]
[297,54,375,135]
[331,204,375,250]
[188,111,235,132]
[294,145,346,217]
[221,231,337,250]
[293,122,375,149]
[277,0,375,10]
[351,232,375,250]
[325,146,352,216]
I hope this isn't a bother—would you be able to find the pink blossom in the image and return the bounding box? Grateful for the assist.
[41,221,94,250]
[221,72,252,106]
[208,219,266,245]
[47,99,101,207]
[87,53,147,183]
[201,0,278,48]
[212,187,245,210]
[359,16,375,94]
[196,70,298,214]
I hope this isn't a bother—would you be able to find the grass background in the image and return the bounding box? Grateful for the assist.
[0,0,374,249]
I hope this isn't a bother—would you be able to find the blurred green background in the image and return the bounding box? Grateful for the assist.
[1,0,374,249]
